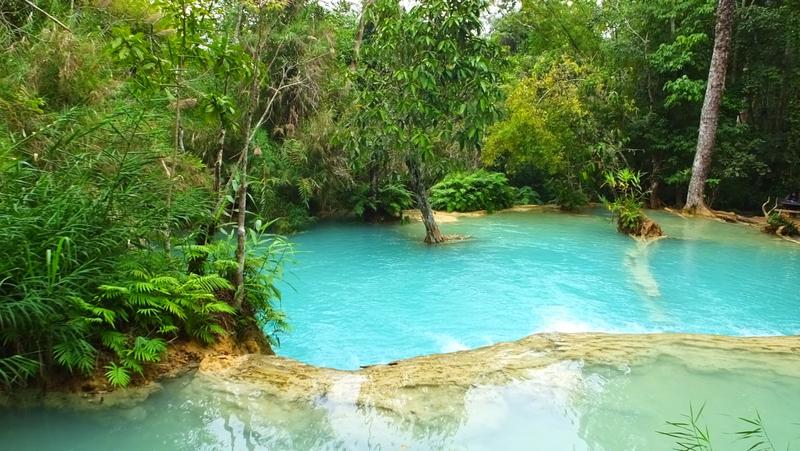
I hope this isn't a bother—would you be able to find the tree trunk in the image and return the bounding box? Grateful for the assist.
[685,0,735,214]
[351,0,375,70]
[234,89,259,307]
[407,157,444,244]
[234,141,249,308]
[648,156,662,209]
[206,127,227,240]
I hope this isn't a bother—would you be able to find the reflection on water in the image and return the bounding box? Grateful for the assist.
[625,238,661,299]
[2,348,799,451]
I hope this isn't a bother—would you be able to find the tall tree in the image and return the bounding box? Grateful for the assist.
[684,0,735,214]
[351,0,499,243]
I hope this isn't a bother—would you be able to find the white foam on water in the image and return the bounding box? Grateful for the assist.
[426,333,470,354]
[439,337,469,353]
[537,318,595,333]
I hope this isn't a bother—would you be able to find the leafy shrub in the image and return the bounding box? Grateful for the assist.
[0,110,221,388]
[430,170,515,212]
[766,211,799,236]
[351,181,414,221]
[551,182,590,211]
[602,169,661,237]
[607,195,646,233]
[184,219,293,346]
[514,186,542,205]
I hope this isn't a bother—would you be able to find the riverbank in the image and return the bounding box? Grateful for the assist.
[0,329,272,409]
[9,332,797,413]
[404,204,800,244]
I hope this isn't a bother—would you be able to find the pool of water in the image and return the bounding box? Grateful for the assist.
[277,209,800,369]
[3,349,799,451]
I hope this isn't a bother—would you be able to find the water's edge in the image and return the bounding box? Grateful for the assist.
[199,333,800,416]
[7,332,798,413]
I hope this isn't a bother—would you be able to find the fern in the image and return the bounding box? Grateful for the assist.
[100,332,125,353]
[104,362,131,388]
[350,180,413,220]
[0,355,40,386]
[53,339,97,375]
[131,336,166,363]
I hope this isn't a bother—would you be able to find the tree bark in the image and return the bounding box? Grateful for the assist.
[407,157,444,244]
[684,0,735,214]
[351,0,375,70]
[648,156,662,209]
[234,142,249,308]
[212,128,226,218]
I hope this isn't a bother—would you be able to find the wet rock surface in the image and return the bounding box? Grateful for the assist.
[197,333,800,419]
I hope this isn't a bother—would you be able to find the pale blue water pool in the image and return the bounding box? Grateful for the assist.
[277,209,800,369]
[3,209,800,450]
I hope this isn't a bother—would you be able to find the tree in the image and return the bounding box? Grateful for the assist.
[232,2,309,305]
[684,0,735,214]
[351,0,500,243]
[483,56,628,209]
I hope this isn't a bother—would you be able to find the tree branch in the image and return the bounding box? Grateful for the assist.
[23,0,71,33]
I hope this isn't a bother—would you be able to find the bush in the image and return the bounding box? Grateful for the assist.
[766,211,799,236]
[514,186,542,205]
[351,181,414,221]
[184,219,292,344]
[0,110,233,388]
[602,169,662,237]
[430,170,515,212]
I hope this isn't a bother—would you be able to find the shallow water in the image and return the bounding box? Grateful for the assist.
[3,351,799,451]
[278,209,800,369]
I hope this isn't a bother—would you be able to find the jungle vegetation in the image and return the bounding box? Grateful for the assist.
[1,0,799,386]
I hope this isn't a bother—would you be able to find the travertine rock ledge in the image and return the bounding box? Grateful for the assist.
[198,333,800,417]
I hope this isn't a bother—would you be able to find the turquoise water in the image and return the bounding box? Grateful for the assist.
[3,210,800,450]
[277,209,800,369]
[3,353,800,450]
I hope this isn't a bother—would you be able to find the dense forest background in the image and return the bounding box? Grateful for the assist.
[1,0,798,386]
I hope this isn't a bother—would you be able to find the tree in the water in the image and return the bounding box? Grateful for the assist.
[350,0,499,243]
[684,0,736,214]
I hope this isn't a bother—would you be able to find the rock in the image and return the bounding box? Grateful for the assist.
[638,217,663,238]
[195,333,800,421]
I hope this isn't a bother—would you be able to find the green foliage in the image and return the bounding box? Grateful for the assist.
[345,0,501,215]
[658,403,712,451]
[351,181,414,221]
[430,170,515,213]
[97,266,235,344]
[104,362,132,388]
[0,356,40,387]
[484,56,628,209]
[513,186,542,205]
[659,404,789,451]
[767,212,799,237]
[602,169,649,235]
[494,0,800,210]
[0,110,208,386]
[184,220,293,345]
